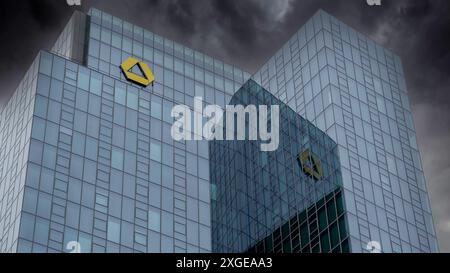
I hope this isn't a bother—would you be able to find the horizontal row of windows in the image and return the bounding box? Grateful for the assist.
[22,185,210,232]
[28,136,210,190]
[88,9,249,81]
[18,211,211,252]
[25,161,211,209]
[87,39,242,97]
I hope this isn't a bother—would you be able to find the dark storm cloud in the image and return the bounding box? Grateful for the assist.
[0,0,449,251]
[0,0,72,103]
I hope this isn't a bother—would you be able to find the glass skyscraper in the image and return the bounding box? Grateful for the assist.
[0,8,437,253]
[0,8,249,253]
[252,10,438,253]
[210,80,349,253]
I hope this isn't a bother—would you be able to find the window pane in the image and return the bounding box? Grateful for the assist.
[127,87,138,110]
[70,154,84,179]
[34,217,50,245]
[78,67,90,91]
[68,178,82,203]
[148,208,160,232]
[40,168,54,194]
[107,218,121,243]
[85,137,98,160]
[90,72,102,95]
[111,148,124,170]
[115,83,127,105]
[20,213,35,241]
[32,117,46,141]
[151,97,162,119]
[76,89,88,112]
[150,141,161,162]
[72,132,86,156]
[23,188,38,214]
[39,52,52,76]
[37,192,52,219]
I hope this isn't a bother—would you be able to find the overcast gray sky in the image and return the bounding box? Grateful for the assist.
[0,0,449,252]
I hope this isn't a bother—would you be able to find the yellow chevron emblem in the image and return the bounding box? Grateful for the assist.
[120,57,154,87]
[298,149,323,181]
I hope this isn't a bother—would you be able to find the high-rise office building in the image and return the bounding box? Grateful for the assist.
[252,10,438,253]
[0,8,249,253]
[0,7,437,253]
[210,80,349,253]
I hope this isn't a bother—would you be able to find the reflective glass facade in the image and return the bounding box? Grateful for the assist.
[247,188,349,253]
[0,8,437,253]
[210,80,346,253]
[0,8,250,253]
[0,55,40,252]
[253,10,438,252]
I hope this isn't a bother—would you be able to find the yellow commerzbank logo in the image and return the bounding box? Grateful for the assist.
[120,57,155,87]
[298,149,323,181]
